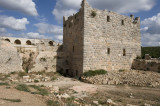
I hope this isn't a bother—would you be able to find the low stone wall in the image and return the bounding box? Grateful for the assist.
[132,59,160,73]
[81,70,160,88]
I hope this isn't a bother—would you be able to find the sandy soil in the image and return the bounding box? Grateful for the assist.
[0,86,46,106]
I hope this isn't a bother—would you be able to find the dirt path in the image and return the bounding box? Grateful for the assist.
[30,77,160,105]
[0,86,46,106]
[0,77,160,105]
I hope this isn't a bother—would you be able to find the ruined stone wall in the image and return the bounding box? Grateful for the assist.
[132,59,160,73]
[0,40,22,73]
[83,0,141,72]
[63,6,84,76]
[0,37,63,73]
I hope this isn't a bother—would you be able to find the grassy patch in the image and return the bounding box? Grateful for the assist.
[51,77,57,81]
[46,100,60,106]
[10,72,17,75]
[1,98,21,102]
[18,72,27,77]
[34,79,39,83]
[0,82,9,86]
[119,69,126,72]
[15,84,30,92]
[83,69,107,77]
[29,85,48,96]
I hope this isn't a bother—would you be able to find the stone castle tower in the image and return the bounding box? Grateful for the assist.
[63,0,141,77]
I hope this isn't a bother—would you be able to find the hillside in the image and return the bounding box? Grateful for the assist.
[141,47,160,58]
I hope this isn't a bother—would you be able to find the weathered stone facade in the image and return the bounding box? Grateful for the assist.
[0,37,63,73]
[63,0,141,77]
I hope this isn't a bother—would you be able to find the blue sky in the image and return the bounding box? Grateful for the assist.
[0,0,160,46]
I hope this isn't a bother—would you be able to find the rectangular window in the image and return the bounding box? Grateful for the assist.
[107,48,110,54]
[123,49,126,56]
[121,20,124,25]
[73,46,74,52]
[107,16,110,22]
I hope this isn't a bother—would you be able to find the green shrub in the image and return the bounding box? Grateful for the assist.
[83,69,107,77]
[119,69,125,72]
[0,82,9,86]
[25,69,29,73]
[136,56,142,59]
[18,72,27,77]
[91,11,97,17]
[10,72,16,74]
[46,100,60,106]
[15,84,30,92]
[29,85,48,96]
[1,98,21,102]
[34,79,39,83]
[51,77,56,81]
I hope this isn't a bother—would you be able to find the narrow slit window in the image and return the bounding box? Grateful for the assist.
[107,48,110,54]
[73,46,74,52]
[107,16,110,22]
[121,20,124,25]
[123,49,126,56]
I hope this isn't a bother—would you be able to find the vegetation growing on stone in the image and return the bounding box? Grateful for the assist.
[91,11,97,17]
[83,69,107,77]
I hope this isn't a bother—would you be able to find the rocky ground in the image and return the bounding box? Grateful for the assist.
[0,70,160,106]
[81,70,160,88]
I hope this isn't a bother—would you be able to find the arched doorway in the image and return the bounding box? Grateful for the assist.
[49,41,53,46]
[14,39,21,45]
[26,40,31,45]
[5,38,10,42]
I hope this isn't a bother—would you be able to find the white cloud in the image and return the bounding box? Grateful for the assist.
[25,32,46,39]
[141,13,160,34]
[141,13,160,46]
[34,23,63,41]
[0,15,29,31]
[0,0,38,16]
[56,35,63,41]
[141,33,160,47]
[34,23,63,35]
[52,0,155,23]
[88,0,155,14]
[0,28,6,33]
